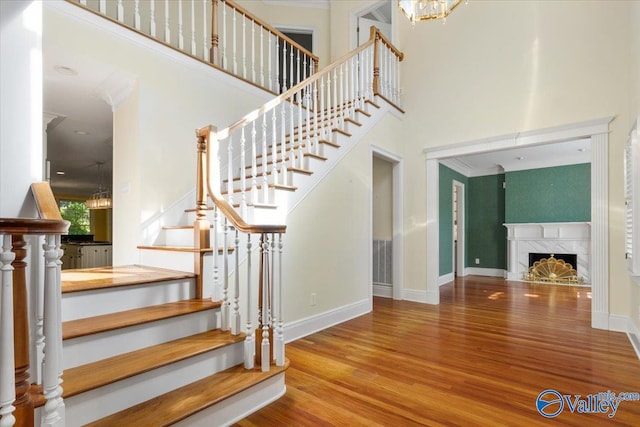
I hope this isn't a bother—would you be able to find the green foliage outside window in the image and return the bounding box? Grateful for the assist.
[59,201,91,235]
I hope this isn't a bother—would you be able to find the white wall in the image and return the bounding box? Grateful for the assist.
[45,3,272,264]
[372,156,392,240]
[0,0,42,218]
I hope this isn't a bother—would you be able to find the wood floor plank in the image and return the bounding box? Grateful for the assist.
[62,299,221,340]
[63,329,244,398]
[85,360,289,427]
[235,277,640,426]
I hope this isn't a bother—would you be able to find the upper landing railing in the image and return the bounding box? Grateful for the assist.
[68,0,318,94]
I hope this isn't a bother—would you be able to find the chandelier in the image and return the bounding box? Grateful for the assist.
[398,0,464,23]
[85,162,112,210]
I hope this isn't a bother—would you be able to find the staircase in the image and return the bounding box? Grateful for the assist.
[0,7,404,427]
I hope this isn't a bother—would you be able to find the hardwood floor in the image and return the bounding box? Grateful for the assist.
[235,276,640,426]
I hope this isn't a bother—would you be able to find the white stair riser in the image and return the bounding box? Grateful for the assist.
[164,228,196,247]
[64,342,244,427]
[139,248,195,272]
[62,279,194,321]
[63,309,219,369]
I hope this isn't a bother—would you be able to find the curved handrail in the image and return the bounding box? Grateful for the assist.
[222,0,319,67]
[219,36,377,140]
[198,126,286,234]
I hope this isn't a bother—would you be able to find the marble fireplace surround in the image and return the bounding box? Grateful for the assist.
[504,222,591,284]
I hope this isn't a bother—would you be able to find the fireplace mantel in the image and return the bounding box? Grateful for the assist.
[504,222,591,284]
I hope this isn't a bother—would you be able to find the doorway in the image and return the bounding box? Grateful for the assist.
[276,27,314,93]
[371,146,403,300]
[352,1,393,49]
[452,180,465,277]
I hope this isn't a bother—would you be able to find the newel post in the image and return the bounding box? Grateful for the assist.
[371,26,380,97]
[210,0,219,65]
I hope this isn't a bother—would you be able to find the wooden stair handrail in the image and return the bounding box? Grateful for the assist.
[218,27,403,139]
[219,0,319,68]
[30,182,63,220]
[197,126,286,234]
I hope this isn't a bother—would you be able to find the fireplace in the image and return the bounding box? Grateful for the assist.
[528,253,577,271]
[504,222,590,285]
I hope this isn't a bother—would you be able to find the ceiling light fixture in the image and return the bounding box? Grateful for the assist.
[74,130,89,135]
[85,162,112,210]
[53,65,78,76]
[56,171,65,175]
[398,0,465,24]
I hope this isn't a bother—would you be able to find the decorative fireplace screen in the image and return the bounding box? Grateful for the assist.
[523,254,584,285]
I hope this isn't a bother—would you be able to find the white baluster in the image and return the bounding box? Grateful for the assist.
[99,0,106,14]
[251,121,258,205]
[244,234,254,369]
[325,73,332,141]
[117,0,124,22]
[251,21,256,83]
[202,0,209,62]
[41,234,64,427]
[54,235,65,424]
[271,109,279,185]
[332,68,338,128]
[289,43,294,91]
[190,0,197,55]
[134,0,141,30]
[221,219,229,331]
[313,80,319,155]
[275,234,285,366]
[320,75,326,142]
[232,9,237,74]
[280,104,288,185]
[269,33,274,91]
[80,0,87,6]
[260,234,271,372]
[240,127,248,218]
[178,0,185,50]
[261,115,269,203]
[149,0,156,37]
[296,48,300,87]
[297,89,303,168]
[231,228,241,335]
[339,63,345,126]
[0,235,16,427]
[222,3,227,69]
[164,0,170,43]
[227,135,234,205]
[260,27,265,87]
[242,15,247,79]
[305,83,312,154]
[212,207,220,301]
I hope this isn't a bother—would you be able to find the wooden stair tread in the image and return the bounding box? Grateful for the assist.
[318,139,340,149]
[137,245,215,253]
[85,359,289,427]
[62,265,195,294]
[63,299,221,340]
[63,329,243,398]
[304,152,328,161]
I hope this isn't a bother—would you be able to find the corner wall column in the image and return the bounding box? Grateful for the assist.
[591,131,609,329]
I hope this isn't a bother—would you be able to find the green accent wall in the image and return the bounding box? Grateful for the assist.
[466,174,507,270]
[505,163,591,223]
[439,165,467,275]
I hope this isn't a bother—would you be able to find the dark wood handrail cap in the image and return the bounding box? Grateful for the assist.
[0,218,70,235]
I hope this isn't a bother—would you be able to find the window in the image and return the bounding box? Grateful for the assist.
[59,200,91,235]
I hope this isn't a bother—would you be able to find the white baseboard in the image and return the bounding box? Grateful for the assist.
[284,298,370,343]
[608,314,629,333]
[402,288,427,303]
[592,311,609,330]
[438,273,454,286]
[628,318,640,360]
[373,284,392,298]
[465,267,506,278]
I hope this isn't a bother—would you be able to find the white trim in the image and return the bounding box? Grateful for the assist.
[371,145,404,301]
[441,158,505,178]
[608,315,629,333]
[373,284,393,298]
[452,180,465,278]
[425,118,612,330]
[628,318,640,360]
[438,272,454,286]
[464,268,506,278]
[402,288,427,303]
[284,299,369,343]
[424,117,614,159]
